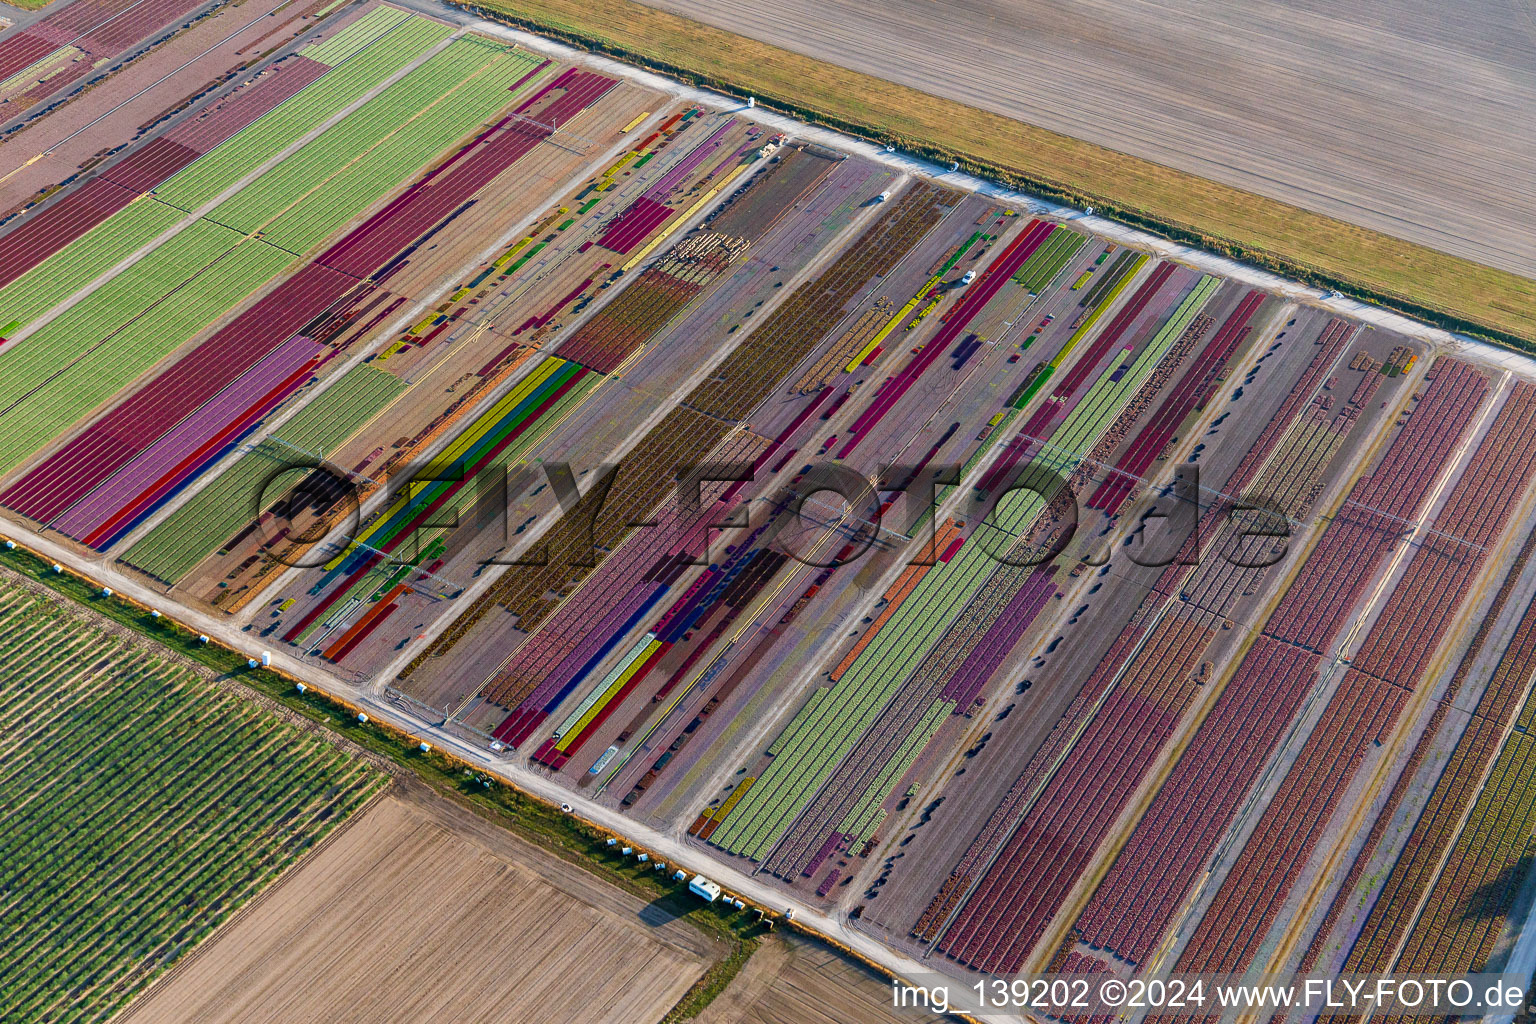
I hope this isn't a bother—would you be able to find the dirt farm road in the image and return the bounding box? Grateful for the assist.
[7,10,1536,1015]
[421,3,1531,375]
[632,0,1536,282]
[8,515,1024,1018]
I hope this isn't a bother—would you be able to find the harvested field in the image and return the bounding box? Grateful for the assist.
[638,0,1536,282]
[698,931,952,1024]
[480,0,1536,347]
[117,791,716,1024]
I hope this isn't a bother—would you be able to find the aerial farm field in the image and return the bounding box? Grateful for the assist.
[6,0,1536,1014]
[117,790,718,1024]
[0,573,385,1023]
[0,0,354,219]
[698,931,950,1024]
[633,0,1536,284]
[470,0,1536,349]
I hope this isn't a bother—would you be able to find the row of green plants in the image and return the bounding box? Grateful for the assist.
[0,539,927,1022]
[0,201,183,333]
[157,17,453,210]
[0,231,291,475]
[124,362,406,583]
[0,580,383,1023]
[221,39,540,253]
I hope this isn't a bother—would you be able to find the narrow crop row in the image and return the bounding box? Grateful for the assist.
[1175,361,1521,977]
[121,363,406,583]
[1087,289,1265,512]
[285,357,594,650]
[715,270,1217,870]
[414,180,956,685]
[1315,382,1536,974]
[0,579,384,1024]
[1,61,597,526]
[917,318,1369,959]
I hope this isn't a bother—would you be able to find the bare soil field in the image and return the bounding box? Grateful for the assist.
[118,787,718,1024]
[638,0,1536,282]
[480,0,1536,347]
[698,932,952,1024]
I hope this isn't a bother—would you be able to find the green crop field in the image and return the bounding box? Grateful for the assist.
[124,363,408,583]
[1039,275,1219,471]
[0,576,384,1023]
[1013,227,1087,294]
[299,5,415,68]
[156,16,453,212]
[0,231,292,475]
[0,219,245,413]
[839,698,951,843]
[0,200,185,334]
[0,15,454,470]
[261,43,547,254]
[219,37,543,254]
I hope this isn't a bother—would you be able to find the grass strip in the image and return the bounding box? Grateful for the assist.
[463,0,1536,348]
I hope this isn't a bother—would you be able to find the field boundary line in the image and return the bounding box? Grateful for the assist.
[110,783,394,1024]
[0,530,996,1024]
[444,0,1536,352]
